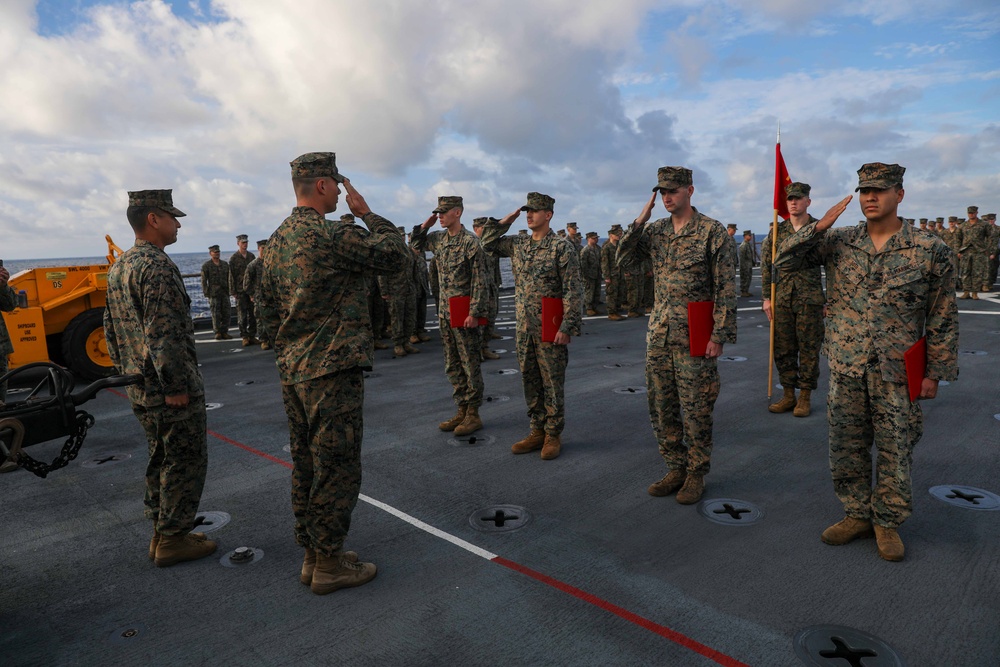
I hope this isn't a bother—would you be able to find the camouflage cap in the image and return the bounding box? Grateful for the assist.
[472,217,489,227]
[967,205,978,213]
[127,189,186,217]
[557,229,567,237]
[918,218,927,224]
[742,230,753,236]
[256,239,268,247]
[340,213,355,222]
[517,229,528,236]
[566,222,578,229]
[585,231,598,239]
[935,217,944,223]
[726,223,737,230]
[948,216,958,222]
[855,162,904,191]
[985,213,996,221]
[785,182,811,199]
[236,234,248,241]
[608,227,622,237]
[208,244,220,251]
[396,226,405,233]
[520,192,555,211]
[653,166,693,192]
[432,195,464,213]
[290,152,345,182]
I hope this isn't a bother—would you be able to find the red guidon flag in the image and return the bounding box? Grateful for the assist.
[774,142,792,220]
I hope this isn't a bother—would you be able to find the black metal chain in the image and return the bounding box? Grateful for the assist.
[15,411,95,479]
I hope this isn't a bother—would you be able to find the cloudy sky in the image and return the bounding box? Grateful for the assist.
[2,0,998,259]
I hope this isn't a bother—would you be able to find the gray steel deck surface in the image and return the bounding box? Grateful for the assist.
[3,274,998,666]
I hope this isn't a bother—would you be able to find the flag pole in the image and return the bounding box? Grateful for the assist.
[767,124,780,400]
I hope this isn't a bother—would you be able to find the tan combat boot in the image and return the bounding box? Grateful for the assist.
[793,389,812,418]
[419,332,432,342]
[874,525,905,562]
[511,430,545,455]
[438,406,467,432]
[402,342,420,354]
[585,309,597,316]
[960,292,971,299]
[149,529,207,560]
[453,406,483,437]
[821,516,874,545]
[540,434,561,460]
[301,548,359,585]
[971,292,979,300]
[310,552,377,595]
[608,313,624,321]
[768,387,797,413]
[647,469,686,497]
[154,532,218,567]
[393,345,407,357]
[983,285,992,293]
[260,341,271,350]
[675,474,705,505]
[409,334,422,344]
[374,340,390,350]
[242,336,251,346]
[481,348,500,360]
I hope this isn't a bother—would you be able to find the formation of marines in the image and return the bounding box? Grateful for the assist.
[92,151,980,601]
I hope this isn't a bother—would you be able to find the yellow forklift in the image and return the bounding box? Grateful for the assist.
[2,236,124,380]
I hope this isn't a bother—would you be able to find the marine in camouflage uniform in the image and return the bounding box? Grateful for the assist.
[341,214,389,349]
[410,196,488,436]
[622,248,646,317]
[580,231,603,315]
[257,153,408,592]
[200,245,232,339]
[601,228,625,319]
[242,239,271,349]
[482,192,583,460]
[761,183,826,417]
[775,163,958,562]
[958,206,991,299]
[941,216,962,290]
[104,189,215,566]
[566,222,583,250]
[228,234,257,345]
[617,166,736,505]
[473,217,502,360]
[726,223,738,278]
[378,226,418,356]
[738,231,756,296]
[411,246,432,342]
[985,213,999,289]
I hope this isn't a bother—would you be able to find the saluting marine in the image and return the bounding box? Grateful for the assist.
[258,152,408,594]
[410,196,489,438]
[483,192,583,461]
[775,162,958,562]
[617,166,736,505]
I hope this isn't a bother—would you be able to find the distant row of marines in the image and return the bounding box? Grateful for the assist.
[100,154,963,599]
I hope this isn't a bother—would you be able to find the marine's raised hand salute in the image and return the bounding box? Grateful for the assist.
[635,191,658,227]
[816,195,853,232]
[420,213,438,229]
[343,178,372,218]
[497,207,522,226]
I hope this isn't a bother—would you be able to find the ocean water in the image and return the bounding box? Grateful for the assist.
[3,250,515,319]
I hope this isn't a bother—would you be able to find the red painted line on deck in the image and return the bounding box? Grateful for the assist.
[492,556,749,667]
[207,429,292,469]
[161,414,747,667]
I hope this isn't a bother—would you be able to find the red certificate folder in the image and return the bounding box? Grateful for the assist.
[687,301,714,357]
[449,296,489,328]
[904,336,927,402]
[541,297,563,343]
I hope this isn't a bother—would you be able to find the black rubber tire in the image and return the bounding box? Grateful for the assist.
[61,308,114,381]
